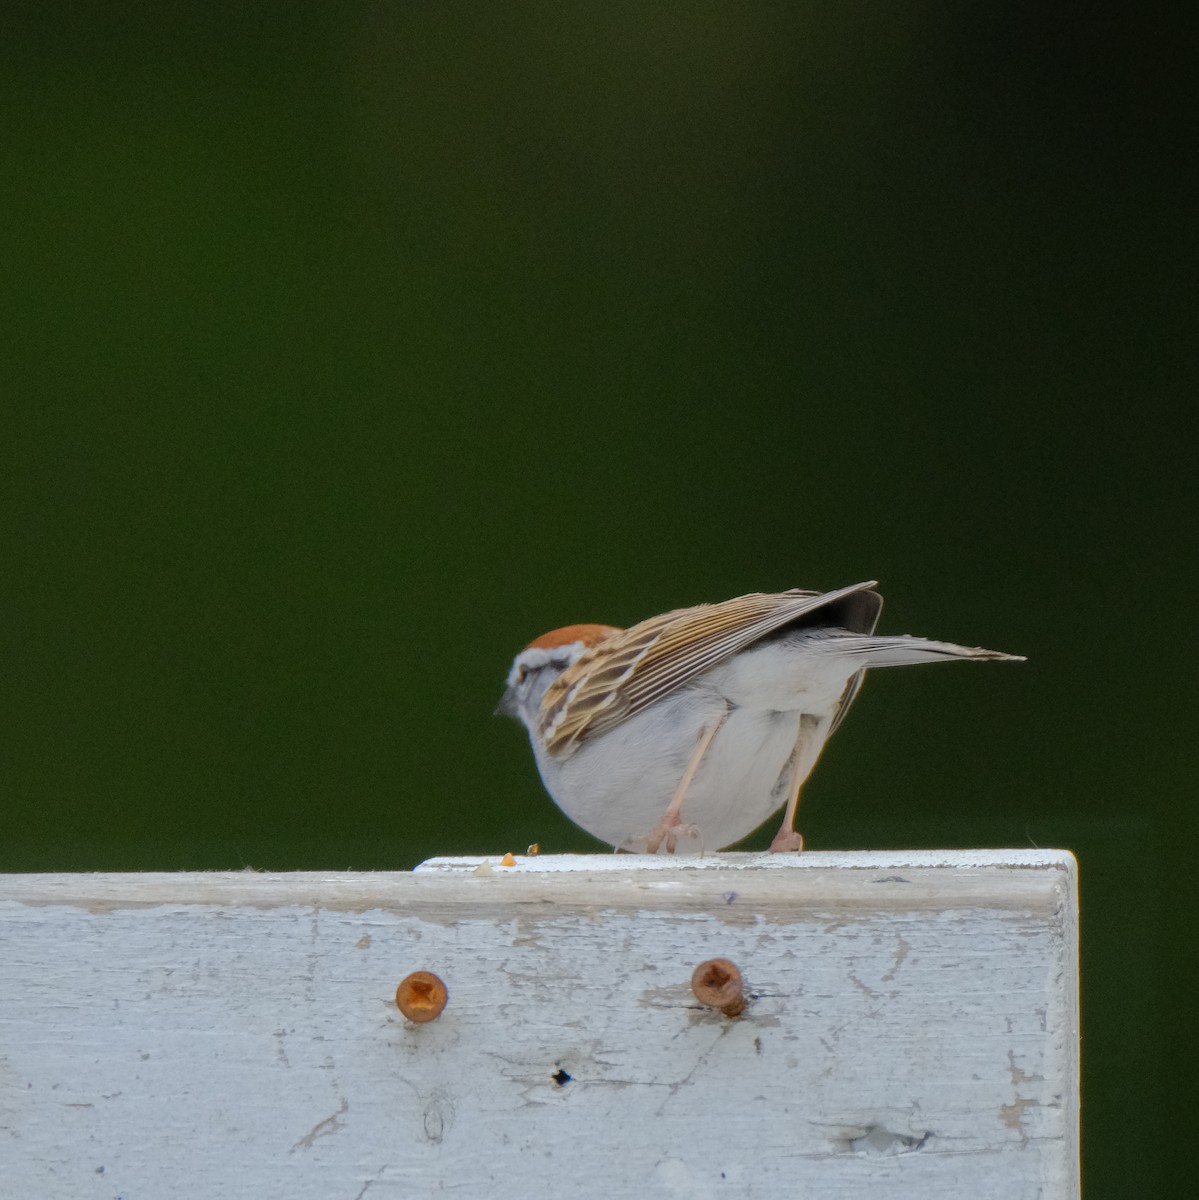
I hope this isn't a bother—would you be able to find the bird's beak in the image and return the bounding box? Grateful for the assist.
[494,688,519,719]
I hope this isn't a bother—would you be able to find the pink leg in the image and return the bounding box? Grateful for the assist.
[768,780,805,853]
[645,709,728,854]
[769,714,825,853]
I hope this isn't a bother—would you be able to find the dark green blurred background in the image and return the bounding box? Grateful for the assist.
[2,2,1190,1194]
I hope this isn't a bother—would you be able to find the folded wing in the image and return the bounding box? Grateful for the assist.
[539,581,882,755]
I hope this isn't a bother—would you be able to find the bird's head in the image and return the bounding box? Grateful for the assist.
[497,624,621,729]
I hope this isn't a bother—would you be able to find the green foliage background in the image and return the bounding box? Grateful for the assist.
[2,4,1190,1194]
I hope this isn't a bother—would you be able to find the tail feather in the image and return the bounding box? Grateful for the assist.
[828,634,1025,668]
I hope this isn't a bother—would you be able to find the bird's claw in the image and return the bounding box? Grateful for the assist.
[768,829,804,853]
[645,821,701,855]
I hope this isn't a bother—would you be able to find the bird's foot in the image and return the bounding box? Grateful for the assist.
[768,829,804,854]
[645,820,701,855]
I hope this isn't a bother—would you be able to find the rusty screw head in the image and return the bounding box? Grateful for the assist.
[396,971,448,1023]
[691,958,746,1018]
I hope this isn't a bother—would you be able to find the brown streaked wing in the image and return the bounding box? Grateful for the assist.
[539,582,879,755]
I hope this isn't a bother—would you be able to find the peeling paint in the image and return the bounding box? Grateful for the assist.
[882,936,911,982]
[290,1098,348,1153]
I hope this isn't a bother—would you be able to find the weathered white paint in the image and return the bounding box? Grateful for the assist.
[0,852,1078,1199]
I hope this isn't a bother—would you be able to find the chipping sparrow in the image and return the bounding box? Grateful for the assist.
[499,581,1024,854]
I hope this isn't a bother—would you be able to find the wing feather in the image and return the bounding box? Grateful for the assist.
[540,581,879,754]
[827,590,884,736]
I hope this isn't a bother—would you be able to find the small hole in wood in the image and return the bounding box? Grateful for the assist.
[551,1068,572,1087]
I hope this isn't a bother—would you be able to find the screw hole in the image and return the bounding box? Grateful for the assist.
[551,1068,572,1087]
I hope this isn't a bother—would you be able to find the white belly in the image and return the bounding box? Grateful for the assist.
[532,689,824,852]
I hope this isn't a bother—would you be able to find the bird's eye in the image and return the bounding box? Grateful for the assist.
[516,665,528,683]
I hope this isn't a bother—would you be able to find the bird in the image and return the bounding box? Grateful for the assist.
[498,581,1024,854]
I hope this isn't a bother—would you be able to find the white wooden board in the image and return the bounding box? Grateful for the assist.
[0,851,1078,1199]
